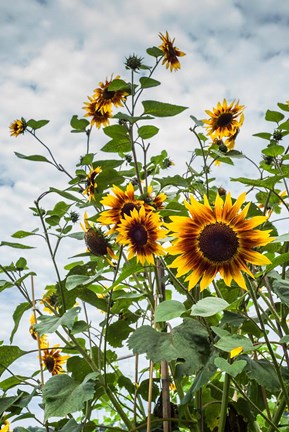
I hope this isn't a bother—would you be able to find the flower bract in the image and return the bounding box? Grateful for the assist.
[167,192,273,291]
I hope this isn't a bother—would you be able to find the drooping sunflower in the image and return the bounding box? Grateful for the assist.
[41,343,70,376]
[116,206,166,265]
[159,31,186,72]
[9,118,26,137]
[98,183,145,233]
[41,291,59,314]
[82,166,102,201]
[83,96,112,128]
[81,212,116,259]
[92,75,128,111]
[203,99,245,139]
[167,192,273,291]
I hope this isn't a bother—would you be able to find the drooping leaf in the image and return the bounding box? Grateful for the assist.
[155,300,186,322]
[214,357,247,378]
[43,374,96,420]
[0,346,27,377]
[142,100,188,117]
[138,125,159,140]
[66,273,103,291]
[0,241,34,249]
[0,394,23,416]
[191,297,229,317]
[34,307,80,335]
[49,187,82,203]
[14,152,52,163]
[11,230,38,239]
[10,302,31,343]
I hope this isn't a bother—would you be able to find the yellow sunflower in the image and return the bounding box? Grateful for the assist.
[167,192,273,291]
[82,166,102,201]
[203,99,245,139]
[159,31,185,72]
[41,343,70,376]
[0,419,11,432]
[83,96,112,128]
[9,118,26,137]
[93,75,128,112]
[98,183,145,233]
[116,206,166,265]
[81,212,116,259]
[41,291,59,314]
[29,313,47,346]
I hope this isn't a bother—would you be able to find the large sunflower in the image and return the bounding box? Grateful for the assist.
[98,183,145,233]
[41,343,70,376]
[203,99,244,139]
[116,206,166,265]
[167,192,273,291]
[159,31,185,72]
[9,118,26,137]
[93,75,128,112]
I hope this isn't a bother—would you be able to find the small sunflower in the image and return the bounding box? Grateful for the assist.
[29,313,47,346]
[82,166,102,201]
[0,419,11,432]
[9,118,26,137]
[83,96,112,128]
[116,206,166,265]
[144,186,167,210]
[81,212,116,259]
[93,75,128,111]
[167,192,273,291]
[159,31,185,72]
[41,343,69,376]
[203,99,245,140]
[41,292,59,314]
[98,183,144,232]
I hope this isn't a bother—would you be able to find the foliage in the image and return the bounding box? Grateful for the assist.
[2,32,289,432]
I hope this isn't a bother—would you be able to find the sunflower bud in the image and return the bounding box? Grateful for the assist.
[218,142,228,153]
[273,129,283,142]
[85,228,111,256]
[125,54,144,71]
[218,187,227,196]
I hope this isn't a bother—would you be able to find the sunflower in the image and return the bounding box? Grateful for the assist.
[0,419,11,432]
[41,291,59,314]
[203,99,245,139]
[41,343,70,376]
[83,96,112,128]
[158,31,185,72]
[116,206,166,265]
[98,183,145,233]
[9,118,26,137]
[81,212,116,260]
[144,185,167,210]
[29,313,47,346]
[82,166,102,201]
[166,192,273,291]
[93,75,128,111]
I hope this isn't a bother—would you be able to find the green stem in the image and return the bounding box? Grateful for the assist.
[218,372,230,432]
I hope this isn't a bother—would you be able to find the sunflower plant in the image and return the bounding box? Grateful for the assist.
[2,32,289,432]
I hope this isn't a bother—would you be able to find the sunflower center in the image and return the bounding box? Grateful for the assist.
[121,202,139,218]
[199,223,238,262]
[103,88,115,100]
[44,356,55,373]
[216,112,233,127]
[129,223,148,246]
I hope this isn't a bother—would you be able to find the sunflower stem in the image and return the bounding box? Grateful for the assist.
[217,371,230,432]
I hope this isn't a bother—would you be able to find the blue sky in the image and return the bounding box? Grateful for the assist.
[1,0,289,427]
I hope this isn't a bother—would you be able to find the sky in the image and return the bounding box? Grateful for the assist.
[1,0,289,427]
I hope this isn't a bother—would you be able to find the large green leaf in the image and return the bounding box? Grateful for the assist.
[101,138,131,153]
[59,418,82,432]
[272,279,289,305]
[34,307,80,335]
[191,297,229,317]
[142,100,188,117]
[244,357,280,393]
[106,320,134,348]
[155,300,186,322]
[214,333,255,354]
[214,357,246,378]
[0,346,27,377]
[0,394,23,416]
[10,302,31,343]
[266,252,289,273]
[265,110,285,123]
[43,373,96,420]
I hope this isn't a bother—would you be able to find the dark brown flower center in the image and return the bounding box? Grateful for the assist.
[45,356,55,373]
[199,223,238,262]
[216,112,233,127]
[103,88,115,100]
[121,202,139,218]
[129,223,148,246]
[85,228,108,256]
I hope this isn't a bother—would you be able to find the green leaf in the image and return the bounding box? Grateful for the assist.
[106,320,134,348]
[214,357,247,378]
[49,187,82,203]
[101,138,131,153]
[262,145,284,157]
[155,300,186,322]
[253,132,272,140]
[139,77,161,88]
[103,124,129,139]
[146,46,163,57]
[279,119,289,131]
[27,119,49,130]
[0,241,34,249]
[266,251,289,273]
[265,110,285,123]
[191,297,229,317]
[155,174,189,188]
[0,346,26,377]
[47,201,71,217]
[43,374,96,420]
[277,102,289,112]
[244,357,280,393]
[231,176,283,189]
[14,152,52,163]
[108,78,130,92]
[70,115,89,131]
[10,302,31,343]
[111,261,143,289]
[0,394,23,416]
[11,230,38,239]
[34,307,80,335]
[272,279,289,305]
[137,125,159,140]
[214,334,254,353]
[66,273,103,291]
[142,100,188,117]
[0,375,28,391]
[59,418,82,432]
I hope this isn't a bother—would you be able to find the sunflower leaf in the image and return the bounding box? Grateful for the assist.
[101,138,131,153]
[70,115,89,131]
[138,125,159,139]
[146,46,163,57]
[43,373,96,421]
[191,297,229,317]
[0,346,27,377]
[10,302,31,343]
[34,307,81,335]
[142,100,188,117]
[0,241,35,249]
[14,152,52,163]
[155,300,186,322]
[26,119,49,129]
[244,357,281,393]
[139,77,161,88]
[214,357,247,378]
[265,110,285,123]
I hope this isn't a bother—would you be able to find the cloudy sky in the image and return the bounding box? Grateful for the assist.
[1,0,289,427]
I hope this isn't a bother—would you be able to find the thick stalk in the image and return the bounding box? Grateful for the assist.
[217,372,230,432]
